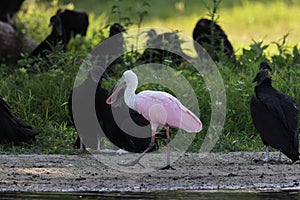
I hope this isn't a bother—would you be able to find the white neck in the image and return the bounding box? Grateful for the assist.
[124,80,138,110]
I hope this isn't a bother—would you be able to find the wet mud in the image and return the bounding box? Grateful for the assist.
[0,152,299,192]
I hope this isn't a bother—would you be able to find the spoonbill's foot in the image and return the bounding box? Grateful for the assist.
[160,165,176,170]
[116,149,128,155]
[254,158,284,164]
[90,149,116,154]
[118,159,145,168]
[261,157,269,162]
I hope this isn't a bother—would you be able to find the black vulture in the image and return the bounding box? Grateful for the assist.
[68,66,110,150]
[139,29,190,65]
[109,23,126,37]
[102,23,127,75]
[193,18,235,63]
[0,96,39,144]
[0,0,24,23]
[54,9,89,45]
[30,14,64,58]
[250,69,299,162]
[68,67,159,153]
[31,9,89,65]
[259,61,272,71]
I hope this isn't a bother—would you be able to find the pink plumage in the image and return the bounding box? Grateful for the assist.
[135,90,202,133]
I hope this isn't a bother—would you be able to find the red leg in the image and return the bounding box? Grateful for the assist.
[160,126,175,170]
[118,130,156,168]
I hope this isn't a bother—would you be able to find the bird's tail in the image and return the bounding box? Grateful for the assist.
[13,117,40,142]
[180,108,202,133]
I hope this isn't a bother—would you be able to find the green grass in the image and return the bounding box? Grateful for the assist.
[0,0,299,154]
[65,0,300,54]
[28,0,300,53]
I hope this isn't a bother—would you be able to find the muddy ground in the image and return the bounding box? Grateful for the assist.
[0,152,299,192]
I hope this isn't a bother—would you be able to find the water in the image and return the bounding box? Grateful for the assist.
[0,190,299,200]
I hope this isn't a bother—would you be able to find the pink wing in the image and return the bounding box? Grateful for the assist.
[135,90,202,132]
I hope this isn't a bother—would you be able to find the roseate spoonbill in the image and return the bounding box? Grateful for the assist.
[193,18,235,63]
[97,85,160,153]
[0,96,39,144]
[106,70,202,169]
[69,67,159,153]
[250,69,299,162]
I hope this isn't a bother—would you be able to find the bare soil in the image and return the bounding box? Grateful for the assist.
[0,152,299,192]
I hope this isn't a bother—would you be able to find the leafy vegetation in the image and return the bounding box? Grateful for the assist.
[0,0,299,154]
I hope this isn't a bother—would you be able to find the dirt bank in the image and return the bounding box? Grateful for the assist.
[0,152,299,192]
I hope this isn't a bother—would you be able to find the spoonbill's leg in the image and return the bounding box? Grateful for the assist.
[118,131,156,168]
[161,127,175,170]
[276,151,282,162]
[261,146,269,162]
[79,138,84,152]
[166,127,170,166]
[97,134,101,151]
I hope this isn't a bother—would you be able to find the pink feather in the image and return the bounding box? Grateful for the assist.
[135,90,202,132]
